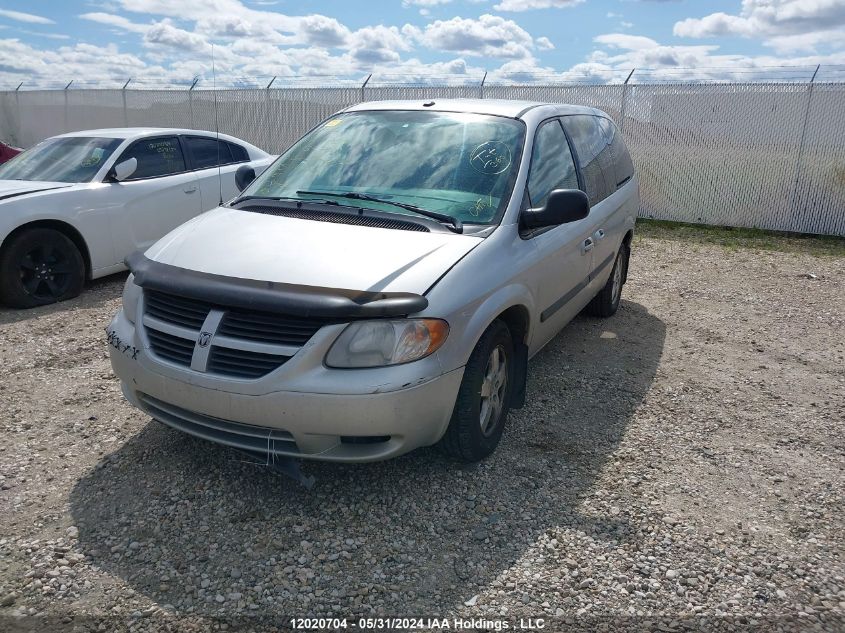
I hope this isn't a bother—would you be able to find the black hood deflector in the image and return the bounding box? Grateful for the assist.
[125,251,428,319]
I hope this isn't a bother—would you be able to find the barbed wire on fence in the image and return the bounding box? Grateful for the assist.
[6,64,845,91]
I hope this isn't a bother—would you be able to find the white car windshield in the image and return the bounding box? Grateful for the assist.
[0,136,122,183]
[243,110,525,225]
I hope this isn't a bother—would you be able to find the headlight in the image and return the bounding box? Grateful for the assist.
[325,319,449,368]
[122,274,140,323]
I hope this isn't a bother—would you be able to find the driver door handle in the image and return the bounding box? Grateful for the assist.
[582,237,594,253]
[184,185,198,194]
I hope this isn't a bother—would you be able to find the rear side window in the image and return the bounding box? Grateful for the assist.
[120,136,186,179]
[227,142,249,163]
[185,136,241,170]
[526,119,579,209]
[561,115,613,204]
[604,119,634,186]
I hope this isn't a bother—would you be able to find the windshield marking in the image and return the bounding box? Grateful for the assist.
[469,141,512,175]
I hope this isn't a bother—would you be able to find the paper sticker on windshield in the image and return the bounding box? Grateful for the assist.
[81,147,104,167]
[470,141,512,175]
[324,119,343,127]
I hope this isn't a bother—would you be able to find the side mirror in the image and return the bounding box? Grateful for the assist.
[110,157,137,182]
[235,164,256,192]
[521,189,589,230]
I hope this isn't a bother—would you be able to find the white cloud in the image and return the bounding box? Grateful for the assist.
[584,28,845,83]
[412,14,539,59]
[594,33,660,51]
[766,29,845,53]
[493,0,583,12]
[674,0,845,52]
[297,14,351,47]
[144,20,209,52]
[349,25,412,64]
[19,30,70,40]
[536,36,554,50]
[80,12,150,34]
[402,0,453,6]
[0,9,54,25]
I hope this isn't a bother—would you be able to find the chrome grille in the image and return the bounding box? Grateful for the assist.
[142,290,329,379]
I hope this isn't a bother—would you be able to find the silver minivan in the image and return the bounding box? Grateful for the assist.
[108,99,638,463]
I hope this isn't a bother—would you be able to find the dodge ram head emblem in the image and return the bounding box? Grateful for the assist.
[197,331,213,348]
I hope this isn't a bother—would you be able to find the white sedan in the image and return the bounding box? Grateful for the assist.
[0,128,273,308]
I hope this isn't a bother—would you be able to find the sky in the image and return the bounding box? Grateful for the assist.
[0,0,844,88]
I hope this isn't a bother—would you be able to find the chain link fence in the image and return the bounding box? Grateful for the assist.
[0,77,843,236]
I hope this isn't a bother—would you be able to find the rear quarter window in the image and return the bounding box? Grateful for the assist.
[561,115,614,204]
[227,142,249,163]
[604,119,634,186]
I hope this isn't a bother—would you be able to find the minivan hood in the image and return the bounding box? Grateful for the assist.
[0,180,72,201]
[145,207,483,295]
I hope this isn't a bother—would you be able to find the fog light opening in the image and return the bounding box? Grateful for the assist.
[340,435,391,445]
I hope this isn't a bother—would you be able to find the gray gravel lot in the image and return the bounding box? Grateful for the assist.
[0,233,843,632]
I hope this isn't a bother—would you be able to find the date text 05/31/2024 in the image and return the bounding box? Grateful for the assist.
[290,617,547,630]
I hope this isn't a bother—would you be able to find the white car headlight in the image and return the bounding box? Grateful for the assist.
[122,274,140,323]
[325,319,449,368]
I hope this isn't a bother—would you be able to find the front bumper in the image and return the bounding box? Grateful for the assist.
[108,309,464,462]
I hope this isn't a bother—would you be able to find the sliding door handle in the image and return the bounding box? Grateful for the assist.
[582,237,594,253]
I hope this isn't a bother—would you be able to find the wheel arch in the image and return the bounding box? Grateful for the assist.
[621,228,634,283]
[495,304,530,409]
[1,220,92,279]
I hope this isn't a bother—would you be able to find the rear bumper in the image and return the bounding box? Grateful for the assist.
[108,310,464,462]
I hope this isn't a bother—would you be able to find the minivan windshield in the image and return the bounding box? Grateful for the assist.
[0,137,123,183]
[241,110,525,226]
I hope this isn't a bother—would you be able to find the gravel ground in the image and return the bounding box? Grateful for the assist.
[0,233,843,632]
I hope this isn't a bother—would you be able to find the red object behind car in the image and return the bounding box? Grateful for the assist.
[0,141,22,164]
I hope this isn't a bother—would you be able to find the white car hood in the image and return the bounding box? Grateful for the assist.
[145,207,483,294]
[0,180,73,200]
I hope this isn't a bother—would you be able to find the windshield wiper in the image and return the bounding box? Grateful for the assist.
[230,194,340,206]
[296,190,463,233]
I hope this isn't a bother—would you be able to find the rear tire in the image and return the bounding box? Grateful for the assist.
[585,242,629,318]
[0,228,85,308]
[438,319,514,462]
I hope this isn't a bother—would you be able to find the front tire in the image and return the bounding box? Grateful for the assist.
[0,228,85,308]
[585,242,629,318]
[439,319,514,462]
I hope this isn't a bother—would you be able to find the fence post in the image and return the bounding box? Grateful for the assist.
[789,64,820,221]
[122,78,131,127]
[619,68,635,131]
[479,71,487,99]
[361,74,372,102]
[14,82,22,144]
[188,77,199,128]
[63,79,73,132]
[264,76,276,151]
